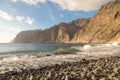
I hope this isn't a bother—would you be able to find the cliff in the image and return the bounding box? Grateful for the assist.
[13,0,120,43]
[71,0,120,43]
[14,19,89,43]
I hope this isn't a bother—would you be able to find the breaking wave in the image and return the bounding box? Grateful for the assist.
[0,43,120,74]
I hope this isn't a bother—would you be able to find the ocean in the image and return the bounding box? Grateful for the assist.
[0,43,81,59]
[0,43,120,74]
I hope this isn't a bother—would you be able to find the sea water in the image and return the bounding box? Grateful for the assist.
[0,43,120,74]
[0,43,81,73]
[0,43,81,59]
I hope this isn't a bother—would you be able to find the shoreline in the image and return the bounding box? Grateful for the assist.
[0,51,118,74]
[0,52,120,80]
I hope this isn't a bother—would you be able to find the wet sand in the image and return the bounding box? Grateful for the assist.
[0,54,120,80]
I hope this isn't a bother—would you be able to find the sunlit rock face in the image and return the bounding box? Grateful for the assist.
[13,0,120,43]
[71,0,120,43]
[13,19,89,43]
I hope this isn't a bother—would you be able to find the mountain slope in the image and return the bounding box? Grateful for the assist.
[13,0,120,43]
[13,19,89,43]
[71,0,120,43]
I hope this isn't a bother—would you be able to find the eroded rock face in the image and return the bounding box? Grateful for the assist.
[13,19,89,43]
[71,0,120,43]
[13,30,41,43]
[13,0,120,43]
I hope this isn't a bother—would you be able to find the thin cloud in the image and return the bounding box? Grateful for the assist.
[49,13,55,21]
[0,10,13,21]
[22,0,46,5]
[50,0,111,11]
[16,16,36,25]
[11,0,46,5]
[11,0,111,11]
[25,17,35,25]
[60,14,64,18]
[16,16,25,22]
[46,4,56,21]
[11,0,17,2]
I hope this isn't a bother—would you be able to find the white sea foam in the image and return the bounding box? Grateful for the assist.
[105,44,112,47]
[103,43,119,47]
[0,55,36,65]
[2,57,20,62]
[111,43,118,46]
[0,44,120,74]
[83,45,92,50]
[83,45,91,49]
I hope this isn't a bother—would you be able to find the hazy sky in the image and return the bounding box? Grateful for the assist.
[0,0,111,43]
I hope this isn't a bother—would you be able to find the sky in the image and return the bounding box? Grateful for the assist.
[0,0,111,43]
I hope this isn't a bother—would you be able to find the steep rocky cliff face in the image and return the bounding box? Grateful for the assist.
[71,0,120,43]
[13,0,120,43]
[14,19,89,43]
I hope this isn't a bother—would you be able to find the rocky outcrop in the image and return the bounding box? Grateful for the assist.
[13,0,120,43]
[71,0,120,43]
[13,30,41,43]
[13,19,89,43]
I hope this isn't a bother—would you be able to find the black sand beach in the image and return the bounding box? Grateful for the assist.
[0,55,120,80]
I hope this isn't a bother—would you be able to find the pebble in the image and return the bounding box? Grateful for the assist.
[0,56,120,80]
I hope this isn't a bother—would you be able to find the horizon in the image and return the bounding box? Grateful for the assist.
[0,0,111,43]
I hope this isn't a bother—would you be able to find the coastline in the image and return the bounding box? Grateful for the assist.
[0,50,120,80]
